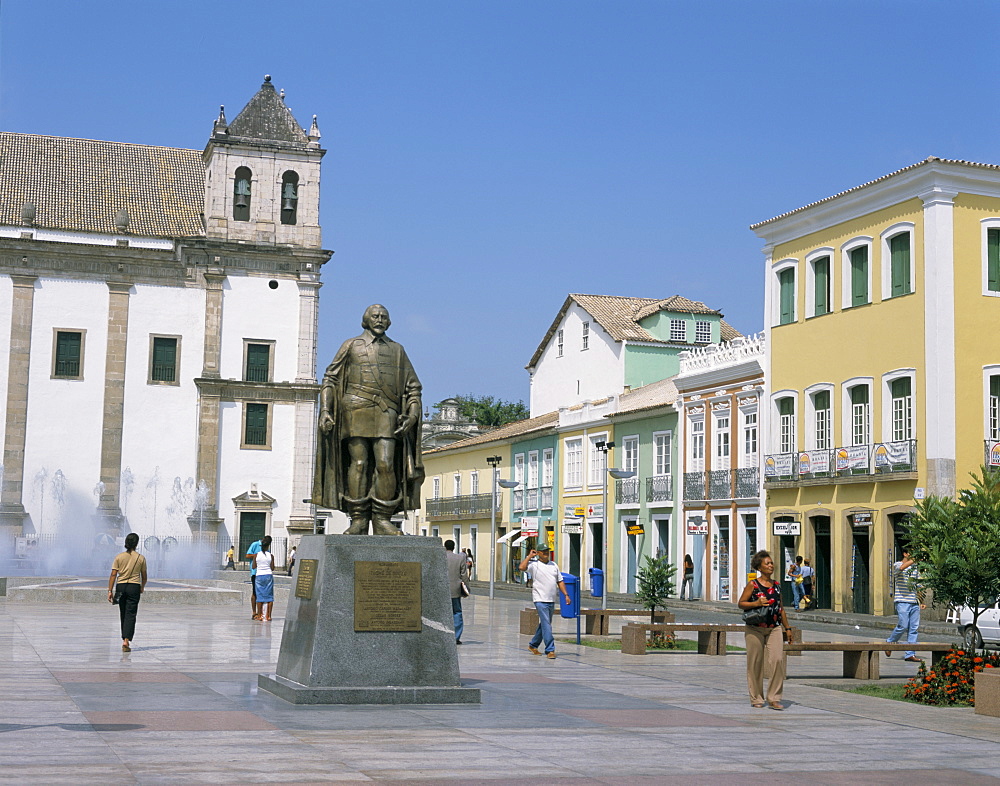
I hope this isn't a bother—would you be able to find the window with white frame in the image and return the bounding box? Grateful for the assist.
[564,438,583,488]
[470,471,479,496]
[542,448,553,487]
[589,434,608,486]
[433,477,441,499]
[695,321,712,343]
[714,413,731,470]
[581,321,590,351]
[689,418,705,471]
[556,329,564,357]
[776,397,795,454]
[849,384,871,446]
[773,259,797,326]
[812,390,831,450]
[742,409,758,466]
[514,453,525,486]
[453,473,462,497]
[842,239,871,308]
[989,373,1000,440]
[622,436,639,475]
[889,377,913,441]
[806,250,833,317]
[653,431,672,476]
[881,224,915,299]
[984,222,1000,295]
[528,451,539,488]
[670,319,686,342]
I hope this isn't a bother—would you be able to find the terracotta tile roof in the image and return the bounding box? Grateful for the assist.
[527,294,740,369]
[720,320,741,341]
[750,155,1000,229]
[422,411,558,455]
[612,377,679,416]
[0,132,205,238]
[226,77,309,146]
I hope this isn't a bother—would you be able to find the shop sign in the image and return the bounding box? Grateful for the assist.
[772,521,801,536]
[520,516,539,536]
[563,505,584,519]
[852,510,873,528]
[562,523,583,534]
[625,521,644,536]
[687,516,707,534]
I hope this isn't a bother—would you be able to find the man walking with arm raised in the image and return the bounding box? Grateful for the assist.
[520,545,570,659]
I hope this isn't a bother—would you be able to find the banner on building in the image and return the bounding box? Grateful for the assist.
[990,440,1000,467]
[798,450,829,476]
[873,441,912,469]
[764,453,793,477]
[835,445,869,472]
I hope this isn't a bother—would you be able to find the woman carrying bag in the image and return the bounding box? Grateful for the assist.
[738,550,791,710]
[107,533,148,652]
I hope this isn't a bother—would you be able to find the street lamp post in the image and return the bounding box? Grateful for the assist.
[486,456,501,600]
[595,440,636,610]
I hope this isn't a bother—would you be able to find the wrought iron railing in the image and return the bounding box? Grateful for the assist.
[526,488,538,510]
[426,493,495,519]
[708,469,731,499]
[615,477,640,505]
[540,486,553,509]
[645,474,672,502]
[684,471,706,500]
[734,467,760,498]
[764,440,918,483]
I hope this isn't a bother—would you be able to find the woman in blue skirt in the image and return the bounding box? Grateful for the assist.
[254,535,275,621]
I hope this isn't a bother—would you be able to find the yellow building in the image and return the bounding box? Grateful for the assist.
[752,157,1000,615]
[420,413,557,585]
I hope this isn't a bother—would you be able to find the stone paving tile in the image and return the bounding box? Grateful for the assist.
[83,709,278,731]
[557,707,748,727]
[53,670,197,683]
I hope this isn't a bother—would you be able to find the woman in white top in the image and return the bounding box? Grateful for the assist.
[254,535,276,621]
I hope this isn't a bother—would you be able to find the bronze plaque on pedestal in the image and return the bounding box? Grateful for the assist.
[295,559,318,599]
[354,561,422,632]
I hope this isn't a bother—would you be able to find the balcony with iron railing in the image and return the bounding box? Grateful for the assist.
[684,471,706,500]
[734,466,760,498]
[708,469,731,500]
[645,474,673,502]
[426,493,495,520]
[526,487,538,510]
[615,477,640,505]
[764,440,918,486]
[540,486,553,509]
[513,489,524,512]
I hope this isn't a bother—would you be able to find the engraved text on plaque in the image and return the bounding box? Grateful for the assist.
[354,561,422,632]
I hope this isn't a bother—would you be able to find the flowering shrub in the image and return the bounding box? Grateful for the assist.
[648,631,679,649]
[903,646,1000,706]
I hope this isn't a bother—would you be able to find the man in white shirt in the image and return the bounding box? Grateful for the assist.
[519,545,570,659]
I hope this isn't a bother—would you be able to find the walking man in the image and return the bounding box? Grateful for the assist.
[519,545,570,659]
[886,547,926,662]
[787,556,804,611]
[445,540,469,644]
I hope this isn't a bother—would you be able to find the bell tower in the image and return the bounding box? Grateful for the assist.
[203,75,324,248]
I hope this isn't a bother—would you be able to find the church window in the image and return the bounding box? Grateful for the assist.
[234,167,252,222]
[243,403,270,448]
[281,171,299,225]
[53,330,84,379]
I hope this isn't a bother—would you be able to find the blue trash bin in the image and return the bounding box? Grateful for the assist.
[560,573,580,618]
[589,567,604,598]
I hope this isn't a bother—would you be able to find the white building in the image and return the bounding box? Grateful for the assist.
[0,76,330,556]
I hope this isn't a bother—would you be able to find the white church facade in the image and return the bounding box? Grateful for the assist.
[0,76,330,557]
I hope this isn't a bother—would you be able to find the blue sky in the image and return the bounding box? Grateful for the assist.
[2,1,997,409]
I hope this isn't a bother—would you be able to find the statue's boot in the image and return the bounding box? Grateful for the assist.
[372,495,402,536]
[342,495,370,535]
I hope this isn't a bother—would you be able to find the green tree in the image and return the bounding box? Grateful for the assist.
[634,555,676,623]
[451,394,529,430]
[905,467,1000,647]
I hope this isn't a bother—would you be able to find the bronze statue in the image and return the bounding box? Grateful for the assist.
[312,304,424,535]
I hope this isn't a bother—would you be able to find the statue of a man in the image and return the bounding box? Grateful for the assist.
[312,304,424,535]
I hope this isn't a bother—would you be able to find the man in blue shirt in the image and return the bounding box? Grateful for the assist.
[245,539,262,620]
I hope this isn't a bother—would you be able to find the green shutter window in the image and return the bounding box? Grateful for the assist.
[991,375,1000,398]
[54,331,82,377]
[850,386,869,406]
[890,233,911,297]
[988,228,1000,293]
[778,268,795,325]
[151,337,177,382]
[245,403,268,446]
[814,390,830,410]
[245,344,270,382]
[890,377,911,399]
[850,246,869,306]
[814,256,830,316]
[778,397,794,417]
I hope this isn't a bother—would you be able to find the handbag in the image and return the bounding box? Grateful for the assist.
[112,552,141,605]
[460,581,470,598]
[742,605,771,625]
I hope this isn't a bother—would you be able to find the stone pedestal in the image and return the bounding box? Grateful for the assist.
[258,534,479,705]
[975,669,1000,716]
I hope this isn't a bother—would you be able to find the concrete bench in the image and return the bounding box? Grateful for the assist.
[621,623,751,656]
[975,669,1000,717]
[519,608,673,636]
[784,642,953,679]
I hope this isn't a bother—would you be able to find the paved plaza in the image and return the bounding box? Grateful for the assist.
[2,586,1000,785]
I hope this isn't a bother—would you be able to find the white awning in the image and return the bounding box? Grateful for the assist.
[511,534,530,546]
[496,529,521,544]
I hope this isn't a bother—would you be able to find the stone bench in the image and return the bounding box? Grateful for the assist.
[519,607,673,635]
[621,623,751,656]
[784,642,953,679]
[975,669,1000,716]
